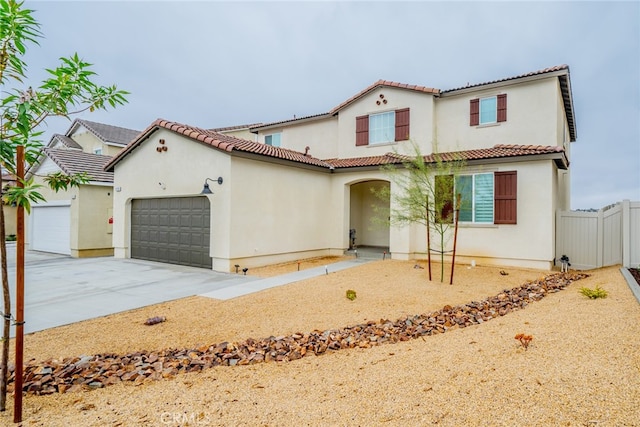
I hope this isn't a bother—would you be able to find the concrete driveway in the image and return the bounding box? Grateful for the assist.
[2,244,257,335]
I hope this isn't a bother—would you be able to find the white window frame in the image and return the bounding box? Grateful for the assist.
[455,173,494,223]
[479,96,497,125]
[369,111,395,145]
[93,147,103,155]
[265,133,282,147]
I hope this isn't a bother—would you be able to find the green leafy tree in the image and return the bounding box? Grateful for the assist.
[0,0,128,411]
[375,140,466,282]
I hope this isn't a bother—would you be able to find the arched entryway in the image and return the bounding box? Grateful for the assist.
[348,180,390,251]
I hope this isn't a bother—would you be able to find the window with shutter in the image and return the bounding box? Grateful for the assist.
[470,94,507,125]
[470,99,479,126]
[494,171,517,224]
[356,115,369,146]
[394,108,410,141]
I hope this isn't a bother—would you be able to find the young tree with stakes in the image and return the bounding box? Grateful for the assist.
[375,141,466,283]
[0,0,128,419]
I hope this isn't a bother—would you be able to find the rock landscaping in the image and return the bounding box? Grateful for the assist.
[9,271,588,396]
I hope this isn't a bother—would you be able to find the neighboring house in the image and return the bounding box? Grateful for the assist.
[105,65,575,271]
[1,171,17,237]
[26,119,140,256]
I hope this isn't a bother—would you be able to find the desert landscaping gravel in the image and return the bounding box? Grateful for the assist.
[2,259,639,426]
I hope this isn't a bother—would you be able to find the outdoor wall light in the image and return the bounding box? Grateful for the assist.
[201,177,224,194]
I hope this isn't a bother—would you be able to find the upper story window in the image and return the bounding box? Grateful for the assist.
[356,108,410,146]
[265,133,281,147]
[470,94,507,126]
[369,111,395,144]
[93,147,103,155]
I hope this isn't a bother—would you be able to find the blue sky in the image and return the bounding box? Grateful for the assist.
[23,1,640,209]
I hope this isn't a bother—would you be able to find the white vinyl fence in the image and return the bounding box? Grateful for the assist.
[556,200,640,270]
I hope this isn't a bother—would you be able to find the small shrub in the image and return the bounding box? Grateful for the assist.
[5,234,16,242]
[345,289,357,301]
[514,333,533,350]
[579,285,608,299]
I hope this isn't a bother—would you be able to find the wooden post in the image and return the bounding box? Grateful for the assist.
[14,145,25,423]
[426,196,432,281]
[449,193,461,285]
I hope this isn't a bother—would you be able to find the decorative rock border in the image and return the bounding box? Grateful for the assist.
[9,272,588,395]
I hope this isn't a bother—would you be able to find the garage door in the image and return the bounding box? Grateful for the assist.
[131,197,212,268]
[31,204,71,255]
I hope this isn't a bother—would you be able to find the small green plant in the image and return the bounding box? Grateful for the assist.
[346,289,357,301]
[579,285,608,299]
[5,235,16,242]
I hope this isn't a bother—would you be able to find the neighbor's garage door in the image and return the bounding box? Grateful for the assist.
[130,197,212,268]
[31,204,71,255]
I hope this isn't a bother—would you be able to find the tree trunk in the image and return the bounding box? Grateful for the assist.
[0,172,9,411]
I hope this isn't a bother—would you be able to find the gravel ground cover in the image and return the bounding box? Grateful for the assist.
[2,260,639,426]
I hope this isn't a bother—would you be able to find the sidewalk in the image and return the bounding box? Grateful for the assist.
[200,257,373,300]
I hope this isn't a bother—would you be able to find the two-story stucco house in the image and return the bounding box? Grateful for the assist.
[27,119,140,256]
[105,65,575,271]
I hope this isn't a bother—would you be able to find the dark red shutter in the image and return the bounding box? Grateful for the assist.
[497,93,507,122]
[356,115,369,146]
[435,175,454,224]
[470,99,479,126]
[394,108,410,141]
[494,171,517,224]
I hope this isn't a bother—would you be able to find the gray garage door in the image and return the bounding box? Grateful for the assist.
[131,197,212,268]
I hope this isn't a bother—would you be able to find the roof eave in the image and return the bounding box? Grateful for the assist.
[250,113,333,133]
[440,69,570,97]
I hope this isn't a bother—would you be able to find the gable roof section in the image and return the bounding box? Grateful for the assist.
[330,80,440,115]
[44,148,114,183]
[68,119,140,146]
[104,119,334,172]
[50,134,83,150]
[442,64,576,142]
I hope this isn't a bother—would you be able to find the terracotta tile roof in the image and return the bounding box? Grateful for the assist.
[330,80,440,114]
[209,123,264,132]
[248,113,332,131]
[44,148,114,183]
[105,119,333,171]
[325,144,566,169]
[51,134,82,150]
[69,119,140,146]
[442,65,570,93]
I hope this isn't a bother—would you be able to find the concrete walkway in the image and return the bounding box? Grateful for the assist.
[1,244,377,335]
[200,257,372,300]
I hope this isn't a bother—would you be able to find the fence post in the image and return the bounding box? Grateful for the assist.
[597,207,604,268]
[622,199,630,268]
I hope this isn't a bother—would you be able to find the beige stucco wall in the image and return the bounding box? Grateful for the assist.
[220,129,257,142]
[69,130,122,156]
[226,157,336,269]
[2,205,17,237]
[385,160,559,269]
[435,78,563,152]
[111,129,233,269]
[73,184,114,257]
[337,87,436,159]
[257,117,338,160]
